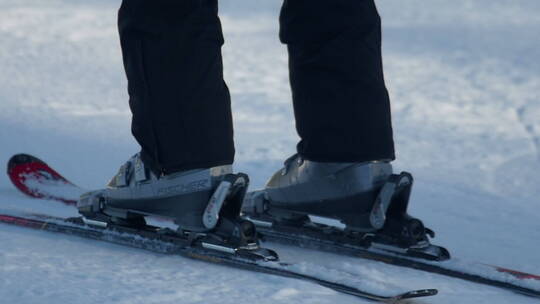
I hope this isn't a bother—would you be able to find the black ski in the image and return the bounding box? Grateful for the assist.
[0,212,437,303]
[246,215,540,299]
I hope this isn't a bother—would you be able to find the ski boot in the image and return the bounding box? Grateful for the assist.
[77,153,277,261]
[242,154,449,261]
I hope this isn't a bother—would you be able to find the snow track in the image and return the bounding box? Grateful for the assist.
[1,1,539,303]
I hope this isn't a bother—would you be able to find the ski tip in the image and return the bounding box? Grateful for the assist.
[7,153,45,173]
[6,153,78,205]
[398,289,438,300]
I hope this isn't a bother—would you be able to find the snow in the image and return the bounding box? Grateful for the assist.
[21,173,85,200]
[0,0,539,303]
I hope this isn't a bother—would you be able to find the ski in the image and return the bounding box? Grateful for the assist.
[245,215,540,298]
[0,211,437,303]
[7,153,540,299]
[7,153,82,205]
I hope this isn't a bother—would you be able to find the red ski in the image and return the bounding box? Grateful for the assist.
[7,153,83,205]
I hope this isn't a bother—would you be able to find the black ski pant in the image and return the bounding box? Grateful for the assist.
[118,0,395,175]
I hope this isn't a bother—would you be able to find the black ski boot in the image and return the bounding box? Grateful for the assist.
[77,153,277,261]
[242,154,449,261]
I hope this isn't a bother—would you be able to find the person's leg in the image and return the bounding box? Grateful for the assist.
[244,1,438,250]
[118,0,234,175]
[279,0,395,162]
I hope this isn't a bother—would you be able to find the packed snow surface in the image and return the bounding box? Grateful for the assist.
[1,0,539,303]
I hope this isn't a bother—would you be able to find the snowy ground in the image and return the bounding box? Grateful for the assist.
[1,0,539,303]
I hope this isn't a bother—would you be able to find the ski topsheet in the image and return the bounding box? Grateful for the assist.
[6,153,540,299]
[7,153,82,205]
[0,211,437,303]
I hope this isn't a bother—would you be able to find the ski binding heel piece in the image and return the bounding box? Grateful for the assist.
[369,172,413,230]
